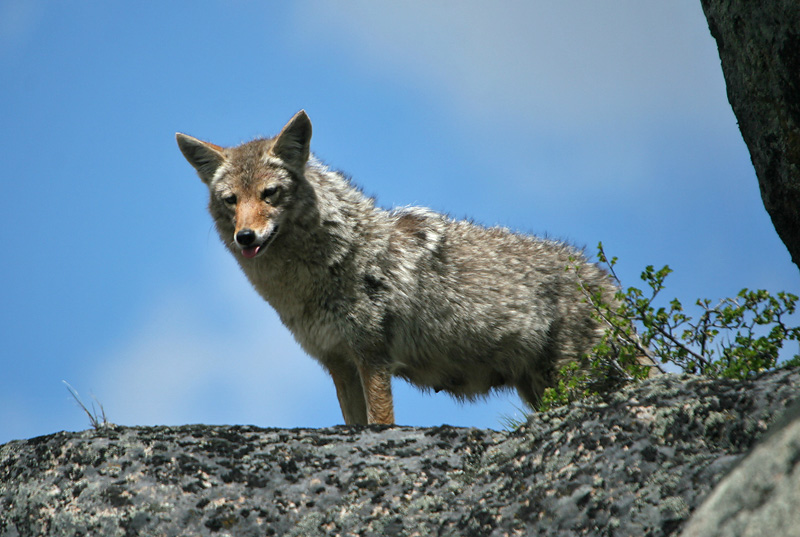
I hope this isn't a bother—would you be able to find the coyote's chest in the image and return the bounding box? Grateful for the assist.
[242,255,349,358]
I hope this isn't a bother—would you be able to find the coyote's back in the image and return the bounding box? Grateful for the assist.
[177,110,658,425]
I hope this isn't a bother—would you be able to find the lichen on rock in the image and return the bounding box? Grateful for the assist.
[2,368,799,536]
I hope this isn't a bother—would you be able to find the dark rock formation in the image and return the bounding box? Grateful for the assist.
[701,0,800,272]
[2,368,799,536]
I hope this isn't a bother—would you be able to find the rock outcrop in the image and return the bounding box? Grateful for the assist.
[680,395,800,537]
[2,368,799,536]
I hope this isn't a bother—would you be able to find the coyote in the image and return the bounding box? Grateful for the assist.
[177,111,658,425]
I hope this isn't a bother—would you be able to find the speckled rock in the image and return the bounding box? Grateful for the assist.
[680,397,800,537]
[2,368,799,537]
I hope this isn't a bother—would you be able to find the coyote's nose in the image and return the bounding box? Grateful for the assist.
[236,229,256,246]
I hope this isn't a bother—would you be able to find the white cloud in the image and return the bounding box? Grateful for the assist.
[297,1,727,130]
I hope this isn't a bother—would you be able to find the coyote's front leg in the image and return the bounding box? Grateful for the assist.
[326,358,369,425]
[357,363,395,425]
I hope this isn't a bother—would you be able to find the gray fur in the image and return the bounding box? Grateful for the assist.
[176,110,649,425]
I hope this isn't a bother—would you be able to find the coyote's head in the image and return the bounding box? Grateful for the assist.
[176,111,312,259]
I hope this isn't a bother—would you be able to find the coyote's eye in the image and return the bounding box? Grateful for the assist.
[261,186,278,200]
[222,194,237,205]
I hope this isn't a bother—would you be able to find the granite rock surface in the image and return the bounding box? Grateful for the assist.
[2,368,799,536]
[680,396,800,537]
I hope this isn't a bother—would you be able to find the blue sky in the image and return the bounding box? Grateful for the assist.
[2,2,798,444]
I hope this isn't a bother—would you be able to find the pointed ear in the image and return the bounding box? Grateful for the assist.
[176,133,226,184]
[269,110,312,171]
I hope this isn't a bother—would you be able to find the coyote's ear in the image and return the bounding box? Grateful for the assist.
[269,110,312,171]
[176,133,226,184]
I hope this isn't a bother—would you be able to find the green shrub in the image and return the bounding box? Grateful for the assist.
[539,243,800,412]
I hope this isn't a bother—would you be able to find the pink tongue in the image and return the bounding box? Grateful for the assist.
[241,245,261,259]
